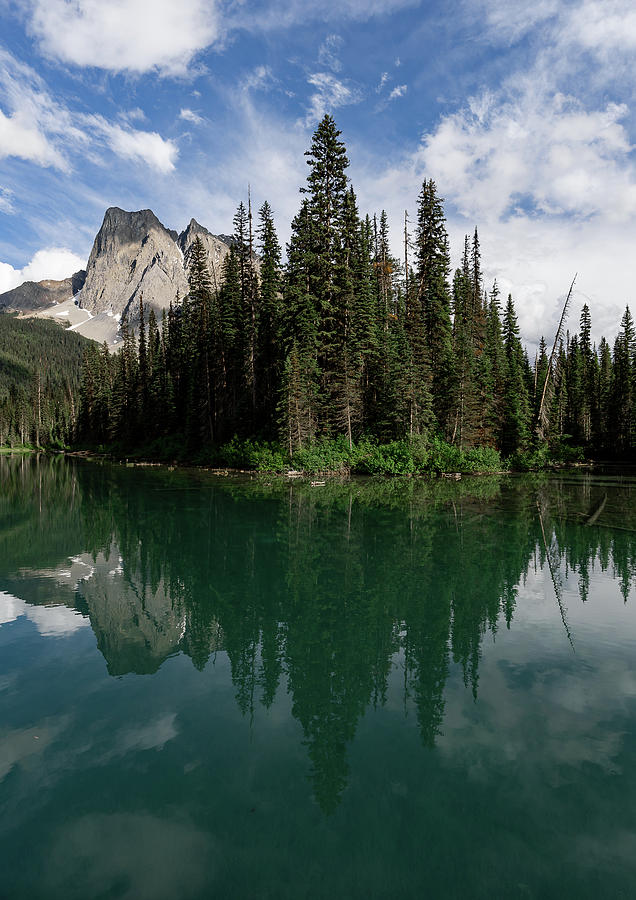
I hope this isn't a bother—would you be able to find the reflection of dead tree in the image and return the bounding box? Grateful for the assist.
[536,499,575,651]
[584,493,607,527]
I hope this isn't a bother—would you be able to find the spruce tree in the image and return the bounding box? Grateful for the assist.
[256,200,283,435]
[414,179,455,435]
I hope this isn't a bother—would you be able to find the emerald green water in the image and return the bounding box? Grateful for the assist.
[1,457,636,899]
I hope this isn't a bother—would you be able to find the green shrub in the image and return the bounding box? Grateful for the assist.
[291,436,359,474]
[549,440,585,464]
[356,440,414,475]
[462,445,503,472]
[218,437,287,472]
[509,445,550,471]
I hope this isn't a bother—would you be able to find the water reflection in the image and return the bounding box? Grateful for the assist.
[1,455,635,812]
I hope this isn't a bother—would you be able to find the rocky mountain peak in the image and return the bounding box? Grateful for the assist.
[94,207,176,253]
[1,206,234,347]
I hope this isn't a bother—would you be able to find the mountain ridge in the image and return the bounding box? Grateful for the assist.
[0,207,233,347]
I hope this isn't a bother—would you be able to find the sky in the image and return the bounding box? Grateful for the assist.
[1,0,635,349]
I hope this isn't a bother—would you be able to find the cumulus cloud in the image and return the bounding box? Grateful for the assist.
[0,249,86,295]
[0,107,68,170]
[420,89,635,224]
[355,0,636,347]
[26,0,222,77]
[303,73,363,126]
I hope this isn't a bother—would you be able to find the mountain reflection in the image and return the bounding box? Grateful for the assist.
[1,455,635,811]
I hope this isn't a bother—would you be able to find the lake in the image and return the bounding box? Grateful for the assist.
[1,455,635,899]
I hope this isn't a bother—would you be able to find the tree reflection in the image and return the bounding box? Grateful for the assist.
[1,456,635,811]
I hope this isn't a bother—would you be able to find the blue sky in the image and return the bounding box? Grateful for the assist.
[1,0,635,347]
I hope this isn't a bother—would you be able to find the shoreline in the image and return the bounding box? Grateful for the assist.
[61,448,595,479]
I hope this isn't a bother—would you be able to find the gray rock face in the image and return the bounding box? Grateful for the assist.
[0,270,85,312]
[2,207,235,346]
[79,208,235,330]
[80,207,189,320]
[178,218,231,294]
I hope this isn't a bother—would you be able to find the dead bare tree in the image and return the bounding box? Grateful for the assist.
[536,275,577,441]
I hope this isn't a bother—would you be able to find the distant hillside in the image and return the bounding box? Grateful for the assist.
[0,271,85,312]
[0,315,92,447]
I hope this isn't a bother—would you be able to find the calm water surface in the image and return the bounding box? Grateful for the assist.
[1,456,636,899]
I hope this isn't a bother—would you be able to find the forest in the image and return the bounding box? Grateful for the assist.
[0,315,90,448]
[6,115,636,468]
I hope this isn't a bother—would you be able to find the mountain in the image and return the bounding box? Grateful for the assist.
[178,218,231,294]
[0,270,86,312]
[0,207,233,347]
[80,207,189,320]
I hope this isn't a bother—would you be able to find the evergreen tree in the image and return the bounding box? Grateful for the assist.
[609,307,635,454]
[414,179,455,434]
[500,294,530,455]
[256,200,283,435]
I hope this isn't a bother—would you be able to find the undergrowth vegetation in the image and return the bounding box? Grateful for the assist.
[96,434,585,475]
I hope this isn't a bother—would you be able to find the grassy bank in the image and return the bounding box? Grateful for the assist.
[0,445,40,455]
[75,435,586,476]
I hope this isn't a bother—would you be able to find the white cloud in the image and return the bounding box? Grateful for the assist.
[0,188,14,213]
[569,0,636,58]
[303,73,363,126]
[22,248,86,282]
[179,108,204,125]
[1,48,176,175]
[231,0,418,34]
[0,262,20,295]
[121,108,147,124]
[0,248,86,295]
[87,117,179,173]
[388,84,407,101]
[420,89,635,224]
[27,0,222,77]
[0,47,86,172]
[318,34,344,72]
[376,72,390,93]
[350,0,636,347]
[0,107,68,170]
[240,65,275,93]
[476,0,636,59]
[375,82,407,111]
[471,0,560,43]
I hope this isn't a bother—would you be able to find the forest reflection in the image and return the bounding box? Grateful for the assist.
[1,455,635,812]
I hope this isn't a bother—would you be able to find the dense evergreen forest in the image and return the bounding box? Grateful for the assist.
[0,315,90,448]
[14,115,636,467]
